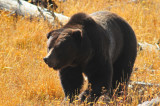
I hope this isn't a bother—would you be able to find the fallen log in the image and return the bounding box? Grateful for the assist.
[138,97,160,106]
[130,81,160,87]
[0,0,69,25]
[138,42,160,51]
[128,81,160,106]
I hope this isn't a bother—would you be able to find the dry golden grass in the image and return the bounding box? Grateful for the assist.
[0,0,160,105]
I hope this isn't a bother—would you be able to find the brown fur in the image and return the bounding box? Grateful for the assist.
[44,11,137,104]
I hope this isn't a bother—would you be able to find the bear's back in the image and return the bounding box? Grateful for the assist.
[91,11,125,62]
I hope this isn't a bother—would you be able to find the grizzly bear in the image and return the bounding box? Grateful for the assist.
[43,11,137,103]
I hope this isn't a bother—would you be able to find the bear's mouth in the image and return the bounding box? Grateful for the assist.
[45,61,68,70]
[53,64,70,70]
[47,63,62,70]
[52,65,61,70]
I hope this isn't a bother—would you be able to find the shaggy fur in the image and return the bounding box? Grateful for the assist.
[44,11,137,103]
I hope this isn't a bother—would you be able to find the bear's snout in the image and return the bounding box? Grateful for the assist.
[43,56,59,69]
[43,57,49,64]
[43,57,53,68]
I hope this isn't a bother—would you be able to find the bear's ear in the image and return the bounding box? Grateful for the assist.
[83,17,96,29]
[46,30,55,39]
[46,32,51,39]
[71,29,82,44]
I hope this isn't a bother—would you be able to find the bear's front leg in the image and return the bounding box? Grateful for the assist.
[80,60,113,104]
[59,66,84,103]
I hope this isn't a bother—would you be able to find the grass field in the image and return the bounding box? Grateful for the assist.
[0,0,160,105]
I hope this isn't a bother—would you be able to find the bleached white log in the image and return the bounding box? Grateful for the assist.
[138,97,160,106]
[0,0,69,25]
[138,42,160,51]
[129,81,160,106]
[129,81,160,87]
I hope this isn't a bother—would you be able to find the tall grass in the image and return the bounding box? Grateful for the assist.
[0,0,160,105]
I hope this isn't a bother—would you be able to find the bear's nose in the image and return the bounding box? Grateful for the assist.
[43,57,49,63]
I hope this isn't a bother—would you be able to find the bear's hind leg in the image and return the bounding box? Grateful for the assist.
[112,51,136,96]
[59,66,84,103]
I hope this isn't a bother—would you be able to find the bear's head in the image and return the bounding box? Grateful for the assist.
[43,28,83,70]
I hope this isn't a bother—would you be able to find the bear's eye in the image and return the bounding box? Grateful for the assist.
[47,46,54,53]
[48,46,52,50]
